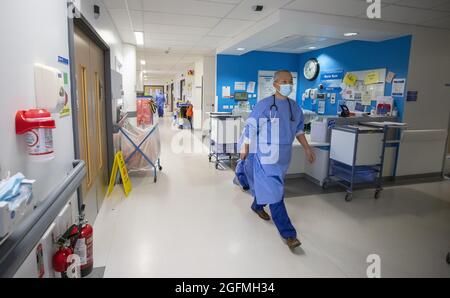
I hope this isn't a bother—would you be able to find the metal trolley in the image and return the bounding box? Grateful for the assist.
[116,115,162,183]
[323,124,388,202]
[208,112,242,170]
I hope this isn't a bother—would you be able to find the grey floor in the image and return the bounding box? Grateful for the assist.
[93,116,450,278]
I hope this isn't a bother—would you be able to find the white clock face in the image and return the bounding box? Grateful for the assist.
[304,59,319,81]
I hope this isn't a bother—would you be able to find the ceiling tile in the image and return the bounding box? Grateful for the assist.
[202,0,241,3]
[196,36,229,47]
[144,38,199,47]
[108,9,132,29]
[434,1,450,12]
[130,10,144,31]
[285,0,377,17]
[228,0,292,21]
[396,0,449,9]
[380,5,449,24]
[378,0,403,3]
[145,32,203,41]
[127,0,143,10]
[189,47,216,55]
[421,16,450,29]
[143,23,211,35]
[208,19,255,37]
[141,0,236,17]
[143,11,221,28]
[104,0,127,9]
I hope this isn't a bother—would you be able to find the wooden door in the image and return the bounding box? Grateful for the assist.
[74,27,108,223]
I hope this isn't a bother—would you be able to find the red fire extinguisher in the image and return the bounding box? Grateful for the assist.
[70,205,94,277]
[53,225,77,278]
[53,241,74,278]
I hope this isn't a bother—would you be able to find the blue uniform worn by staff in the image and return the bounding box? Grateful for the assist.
[239,70,316,250]
[155,91,166,118]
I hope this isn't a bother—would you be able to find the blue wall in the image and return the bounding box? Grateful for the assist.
[216,51,299,112]
[216,36,412,118]
[299,36,412,118]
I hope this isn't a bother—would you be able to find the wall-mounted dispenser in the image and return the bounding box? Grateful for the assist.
[34,64,65,113]
[16,109,56,161]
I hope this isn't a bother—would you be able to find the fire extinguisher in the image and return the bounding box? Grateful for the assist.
[53,227,76,278]
[70,205,94,277]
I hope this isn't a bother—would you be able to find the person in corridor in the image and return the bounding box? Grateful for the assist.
[239,70,316,249]
[156,90,166,118]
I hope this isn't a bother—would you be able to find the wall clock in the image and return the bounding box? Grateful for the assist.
[304,58,320,81]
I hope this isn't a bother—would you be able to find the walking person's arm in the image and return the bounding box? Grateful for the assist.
[296,134,316,163]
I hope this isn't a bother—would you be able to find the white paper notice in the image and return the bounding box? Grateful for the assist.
[247,81,256,94]
[318,100,326,114]
[234,82,246,91]
[386,71,395,83]
[392,78,406,97]
[222,86,231,98]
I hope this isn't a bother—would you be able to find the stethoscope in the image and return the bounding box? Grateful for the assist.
[268,95,295,122]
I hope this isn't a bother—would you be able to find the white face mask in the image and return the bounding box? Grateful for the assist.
[277,84,293,97]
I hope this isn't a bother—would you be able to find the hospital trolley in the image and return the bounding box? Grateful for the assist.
[115,114,162,183]
[208,112,242,170]
[323,124,388,201]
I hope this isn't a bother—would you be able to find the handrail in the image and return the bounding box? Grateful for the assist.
[0,160,86,278]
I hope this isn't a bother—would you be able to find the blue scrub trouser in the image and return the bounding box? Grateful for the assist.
[252,198,297,239]
[158,106,164,117]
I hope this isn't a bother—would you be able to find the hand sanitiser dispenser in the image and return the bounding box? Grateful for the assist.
[16,109,56,161]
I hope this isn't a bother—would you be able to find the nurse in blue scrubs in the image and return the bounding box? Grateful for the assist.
[239,70,316,249]
[155,90,166,118]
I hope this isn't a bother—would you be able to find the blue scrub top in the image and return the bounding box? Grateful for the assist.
[241,96,304,205]
[156,93,165,106]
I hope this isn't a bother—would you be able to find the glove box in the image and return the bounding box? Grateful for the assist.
[0,183,35,244]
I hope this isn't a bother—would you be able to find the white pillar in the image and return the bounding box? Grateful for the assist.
[203,56,216,116]
[136,70,144,93]
[122,44,136,113]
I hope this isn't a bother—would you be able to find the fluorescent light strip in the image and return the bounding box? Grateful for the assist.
[134,31,144,45]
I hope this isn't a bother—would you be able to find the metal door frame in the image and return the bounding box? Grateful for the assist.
[67,6,114,212]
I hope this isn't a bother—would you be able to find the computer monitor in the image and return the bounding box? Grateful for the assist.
[234,92,249,101]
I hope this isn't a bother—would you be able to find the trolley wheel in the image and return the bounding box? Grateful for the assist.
[447,252,450,265]
[215,163,219,169]
[345,193,353,202]
[322,180,329,190]
[154,176,157,183]
[374,189,382,199]
[209,156,212,162]
[159,166,163,171]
